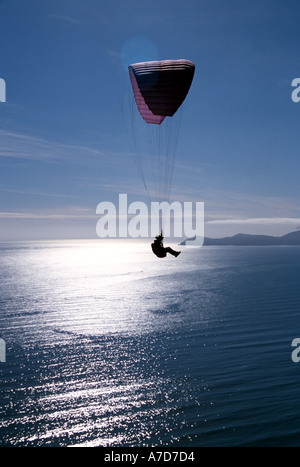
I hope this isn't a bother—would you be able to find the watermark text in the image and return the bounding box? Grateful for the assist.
[0,339,6,362]
[0,78,6,103]
[291,78,300,103]
[291,338,300,362]
[96,194,204,247]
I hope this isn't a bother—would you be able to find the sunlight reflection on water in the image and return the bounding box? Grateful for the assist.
[2,242,300,446]
[0,240,208,446]
[1,239,204,340]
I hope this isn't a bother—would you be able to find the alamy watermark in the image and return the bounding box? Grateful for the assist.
[0,78,6,103]
[291,338,300,363]
[291,78,300,103]
[0,339,6,362]
[96,194,204,247]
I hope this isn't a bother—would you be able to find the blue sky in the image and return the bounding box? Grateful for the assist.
[1,0,300,240]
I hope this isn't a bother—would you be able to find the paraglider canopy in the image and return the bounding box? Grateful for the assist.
[129,59,195,124]
[125,58,196,210]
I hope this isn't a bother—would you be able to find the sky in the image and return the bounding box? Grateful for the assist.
[1,0,300,241]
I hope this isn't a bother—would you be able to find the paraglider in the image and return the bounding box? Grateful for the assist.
[127,59,195,257]
[151,230,181,258]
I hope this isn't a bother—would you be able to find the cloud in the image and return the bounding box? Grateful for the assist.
[47,14,80,25]
[207,217,300,225]
[0,184,88,200]
[0,130,118,163]
[0,206,96,220]
[194,189,300,221]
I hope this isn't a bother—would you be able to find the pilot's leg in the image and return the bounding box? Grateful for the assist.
[165,247,181,257]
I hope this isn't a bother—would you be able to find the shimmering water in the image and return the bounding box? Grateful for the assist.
[1,240,300,446]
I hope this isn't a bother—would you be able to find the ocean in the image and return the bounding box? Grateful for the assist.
[0,240,300,447]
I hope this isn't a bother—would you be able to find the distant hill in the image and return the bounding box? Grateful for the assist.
[181,230,300,246]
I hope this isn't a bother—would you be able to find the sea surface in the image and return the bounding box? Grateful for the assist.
[0,240,300,447]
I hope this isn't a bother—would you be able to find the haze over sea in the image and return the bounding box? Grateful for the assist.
[1,240,300,447]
